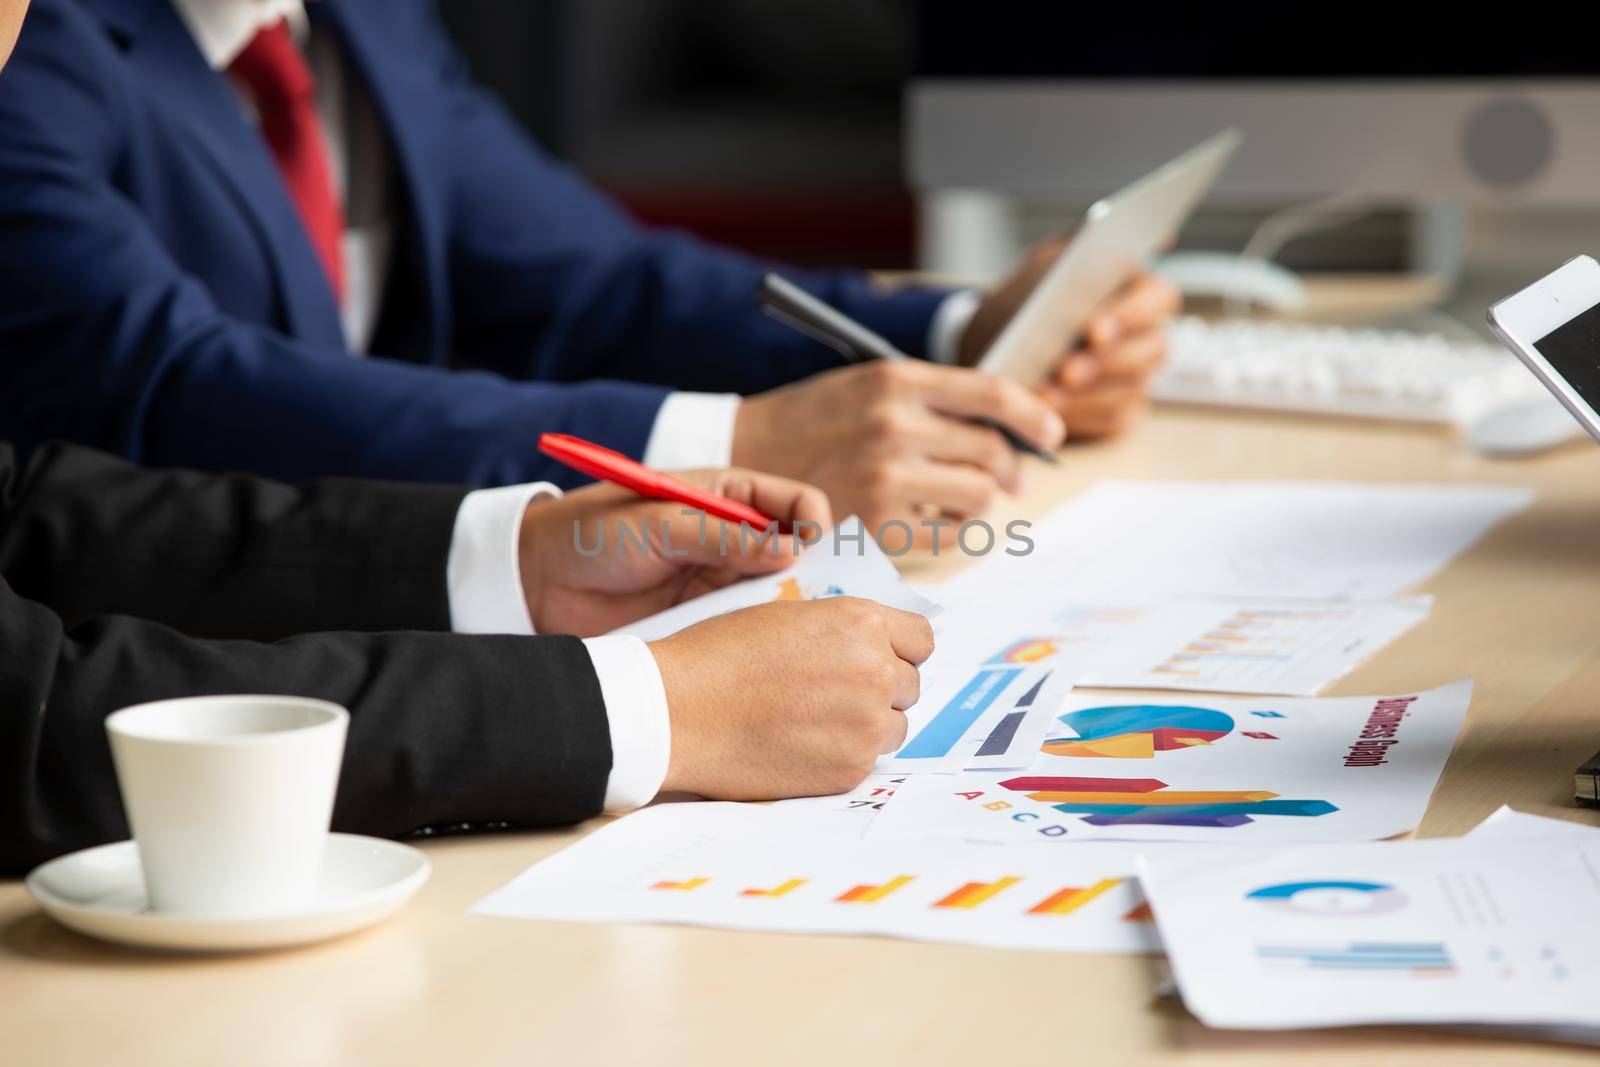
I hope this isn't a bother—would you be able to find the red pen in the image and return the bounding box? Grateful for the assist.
[538,433,780,530]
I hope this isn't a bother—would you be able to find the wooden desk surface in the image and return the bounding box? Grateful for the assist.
[7,407,1600,1066]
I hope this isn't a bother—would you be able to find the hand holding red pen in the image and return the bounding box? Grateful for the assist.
[539,433,783,530]
[512,442,931,801]
[516,466,834,636]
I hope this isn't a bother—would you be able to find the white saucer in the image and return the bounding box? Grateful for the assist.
[25,833,430,953]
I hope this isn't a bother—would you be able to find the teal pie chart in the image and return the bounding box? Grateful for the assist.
[1246,880,1409,916]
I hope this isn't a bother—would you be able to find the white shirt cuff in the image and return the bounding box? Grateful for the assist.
[582,635,672,812]
[446,483,560,636]
[641,391,741,470]
[928,289,982,365]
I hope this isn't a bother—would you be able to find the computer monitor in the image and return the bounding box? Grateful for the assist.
[907,17,1600,203]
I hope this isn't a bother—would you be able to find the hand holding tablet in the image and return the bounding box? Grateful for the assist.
[976,129,1242,389]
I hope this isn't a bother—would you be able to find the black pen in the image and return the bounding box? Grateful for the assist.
[757,273,1058,464]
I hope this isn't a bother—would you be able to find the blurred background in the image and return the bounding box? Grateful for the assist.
[440,0,1600,334]
[441,0,917,270]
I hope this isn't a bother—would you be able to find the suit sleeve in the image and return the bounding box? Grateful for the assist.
[0,441,473,640]
[0,581,612,876]
[0,2,666,488]
[424,7,951,393]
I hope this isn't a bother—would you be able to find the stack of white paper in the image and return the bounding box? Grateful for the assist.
[472,802,1168,955]
[867,680,1473,845]
[917,596,1433,702]
[1140,811,1600,1037]
[614,515,940,643]
[467,479,1572,1044]
[871,595,1438,778]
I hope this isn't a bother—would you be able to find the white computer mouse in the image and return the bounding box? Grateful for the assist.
[1155,253,1308,313]
[1459,392,1585,457]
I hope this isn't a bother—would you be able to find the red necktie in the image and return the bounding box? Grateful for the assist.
[228,20,345,304]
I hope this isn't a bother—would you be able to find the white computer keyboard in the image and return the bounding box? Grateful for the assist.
[1155,316,1546,424]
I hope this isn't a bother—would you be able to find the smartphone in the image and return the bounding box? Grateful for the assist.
[978,128,1241,388]
[1487,255,1600,447]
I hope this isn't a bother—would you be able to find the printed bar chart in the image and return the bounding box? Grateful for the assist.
[897,668,1021,759]
[740,878,808,899]
[1024,789,1279,805]
[999,775,1337,829]
[836,875,916,904]
[1151,612,1294,678]
[1063,799,1338,818]
[934,877,1021,910]
[1256,942,1457,976]
[1083,813,1255,828]
[1012,674,1050,707]
[975,711,1026,757]
[1027,879,1122,916]
[1075,796,1337,825]
[651,877,709,892]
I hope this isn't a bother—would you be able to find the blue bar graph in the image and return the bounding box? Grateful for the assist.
[1050,799,1337,818]
[897,668,1020,759]
[1257,942,1455,975]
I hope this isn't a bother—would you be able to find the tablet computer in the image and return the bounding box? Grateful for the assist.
[978,128,1242,388]
[1486,254,1600,447]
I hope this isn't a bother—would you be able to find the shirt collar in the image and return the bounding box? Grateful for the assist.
[169,0,312,70]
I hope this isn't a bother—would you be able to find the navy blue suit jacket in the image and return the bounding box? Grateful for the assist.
[0,0,948,487]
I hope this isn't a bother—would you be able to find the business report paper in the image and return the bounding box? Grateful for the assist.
[933,596,1431,699]
[876,662,1066,774]
[1453,809,1600,1046]
[938,481,1532,610]
[614,515,940,642]
[472,803,1170,955]
[768,774,907,837]
[866,680,1472,845]
[1138,834,1600,1032]
[874,594,1426,780]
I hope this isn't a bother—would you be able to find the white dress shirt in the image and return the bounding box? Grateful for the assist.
[444,483,671,812]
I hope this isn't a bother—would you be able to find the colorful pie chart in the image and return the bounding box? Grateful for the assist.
[1042,704,1235,759]
[1246,880,1409,916]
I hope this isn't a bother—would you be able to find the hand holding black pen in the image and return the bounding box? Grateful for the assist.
[757,273,1059,465]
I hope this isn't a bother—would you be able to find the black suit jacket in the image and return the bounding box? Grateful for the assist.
[0,443,612,876]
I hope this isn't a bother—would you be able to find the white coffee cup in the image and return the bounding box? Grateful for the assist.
[105,695,349,917]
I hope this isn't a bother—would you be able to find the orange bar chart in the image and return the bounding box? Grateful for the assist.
[740,878,808,899]
[836,875,915,904]
[1026,878,1122,916]
[651,877,709,892]
[934,876,1021,910]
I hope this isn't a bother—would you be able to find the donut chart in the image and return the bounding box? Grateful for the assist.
[1246,880,1409,916]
